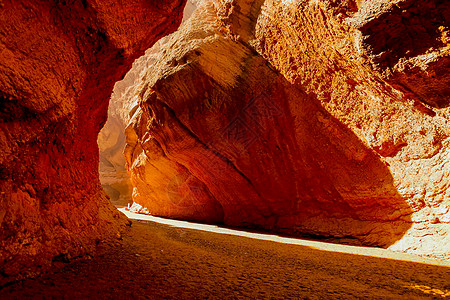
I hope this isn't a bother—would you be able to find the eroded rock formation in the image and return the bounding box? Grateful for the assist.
[98,0,202,206]
[97,107,132,206]
[124,0,449,258]
[0,0,185,283]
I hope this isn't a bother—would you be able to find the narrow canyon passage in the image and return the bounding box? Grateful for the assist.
[1,0,449,292]
[1,214,449,299]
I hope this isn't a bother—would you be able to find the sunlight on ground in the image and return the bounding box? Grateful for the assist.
[407,284,450,298]
[118,208,450,267]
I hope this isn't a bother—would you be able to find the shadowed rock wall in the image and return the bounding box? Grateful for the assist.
[0,0,185,284]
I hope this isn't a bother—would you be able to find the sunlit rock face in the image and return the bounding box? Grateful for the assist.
[125,0,449,259]
[347,0,450,108]
[98,107,132,206]
[0,0,185,284]
[98,0,203,206]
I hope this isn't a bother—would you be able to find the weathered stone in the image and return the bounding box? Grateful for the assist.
[98,0,204,205]
[347,0,450,108]
[0,0,185,284]
[125,0,449,259]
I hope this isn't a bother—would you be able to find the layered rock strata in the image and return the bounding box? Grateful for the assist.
[124,0,449,258]
[0,0,185,283]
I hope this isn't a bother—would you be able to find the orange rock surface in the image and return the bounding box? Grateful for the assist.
[97,0,202,206]
[0,0,185,284]
[125,0,449,259]
[98,97,133,206]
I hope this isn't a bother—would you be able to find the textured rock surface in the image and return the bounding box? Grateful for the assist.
[98,0,202,205]
[97,107,132,206]
[347,0,450,108]
[0,0,185,284]
[125,0,449,259]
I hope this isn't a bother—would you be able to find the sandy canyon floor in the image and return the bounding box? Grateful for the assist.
[1,210,449,299]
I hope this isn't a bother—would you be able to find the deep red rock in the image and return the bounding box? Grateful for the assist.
[0,0,185,284]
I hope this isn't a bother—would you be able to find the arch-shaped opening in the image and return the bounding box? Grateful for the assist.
[1,0,449,289]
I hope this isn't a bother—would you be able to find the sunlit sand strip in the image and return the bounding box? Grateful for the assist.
[118,208,450,267]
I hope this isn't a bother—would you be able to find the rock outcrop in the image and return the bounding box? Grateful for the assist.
[98,0,203,206]
[124,0,449,259]
[0,0,185,284]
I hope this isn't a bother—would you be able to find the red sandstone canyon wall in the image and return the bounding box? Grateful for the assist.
[0,0,185,284]
[124,0,449,259]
